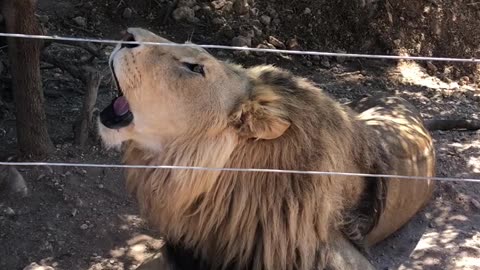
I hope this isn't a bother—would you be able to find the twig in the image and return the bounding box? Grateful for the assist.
[42,53,85,81]
[425,119,480,131]
[74,67,103,147]
[49,39,103,58]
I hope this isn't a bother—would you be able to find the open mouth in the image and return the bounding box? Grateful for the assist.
[99,61,134,129]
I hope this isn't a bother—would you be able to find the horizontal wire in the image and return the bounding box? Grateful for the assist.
[0,32,479,63]
[1,32,479,184]
[1,161,479,183]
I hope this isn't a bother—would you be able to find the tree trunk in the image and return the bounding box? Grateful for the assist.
[2,0,53,156]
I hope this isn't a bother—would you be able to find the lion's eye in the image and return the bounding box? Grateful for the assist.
[183,62,205,76]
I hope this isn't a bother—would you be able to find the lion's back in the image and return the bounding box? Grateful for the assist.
[351,95,436,245]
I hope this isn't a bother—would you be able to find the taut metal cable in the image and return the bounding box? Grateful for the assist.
[1,161,480,183]
[0,32,479,63]
[1,32,479,184]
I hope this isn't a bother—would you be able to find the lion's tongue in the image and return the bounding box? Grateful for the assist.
[113,96,130,116]
[99,96,134,129]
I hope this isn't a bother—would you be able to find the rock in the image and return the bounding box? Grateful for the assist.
[71,208,78,217]
[218,25,235,39]
[73,16,87,27]
[0,166,28,198]
[23,263,54,270]
[232,36,251,47]
[178,0,196,7]
[253,25,263,37]
[172,7,198,23]
[211,0,227,10]
[238,26,254,39]
[38,15,49,24]
[335,50,347,63]
[305,61,313,67]
[303,7,312,15]
[320,57,331,68]
[250,7,260,17]
[426,61,438,74]
[4,207,15,217]
[75,197,85,207]
[122,8,133,19]
[273,18,281,25]
[222,1,233,12]
[233,0,249,14]
[268,36,286,49]
[260,15,271,25]
[460,76,470,84]
[80,223,89,230]
[471,198,480,210]
[254,44,269,56]
[264,43,276,50]
[286,38,301,50]
[266,6,278,17]
[212,17,226,25]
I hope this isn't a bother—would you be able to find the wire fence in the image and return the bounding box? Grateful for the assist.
[1,161,480,183]
[0,31,479,184]
[1,32,480,63]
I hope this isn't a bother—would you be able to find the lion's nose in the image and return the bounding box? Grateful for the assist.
[120,32,139,49]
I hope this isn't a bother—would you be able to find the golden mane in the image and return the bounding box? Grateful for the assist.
[122,65,386,270]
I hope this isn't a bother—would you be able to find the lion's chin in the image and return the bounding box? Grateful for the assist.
[97,118,131,150]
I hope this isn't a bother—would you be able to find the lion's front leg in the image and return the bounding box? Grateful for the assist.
[325,233,376,270]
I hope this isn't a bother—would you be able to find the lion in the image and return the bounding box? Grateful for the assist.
[98,28,435,270]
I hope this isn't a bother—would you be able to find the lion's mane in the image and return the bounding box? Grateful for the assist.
[122,65,388,270]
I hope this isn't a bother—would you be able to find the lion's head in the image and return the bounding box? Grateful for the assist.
[98,28,294,152]
[98,28,434,270]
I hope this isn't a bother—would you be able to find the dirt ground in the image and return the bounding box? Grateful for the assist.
[1,0,480,269]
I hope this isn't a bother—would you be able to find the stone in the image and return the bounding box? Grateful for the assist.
[4,207,15,217]
[233,0,249,15]
[38,15,49,24]
[122,8,133,19]
[218,25,235,39]
[471,198,480,210]
[73,16,87,27]
[172,7,198,23]
[178,0,196,7]
[211,0,227,10]
[303,8,312,15]
[426,61,438,74]
[268,36,286,49]
[260,15,271,25]
[212,17,226,25]
[335,50,347,63]
[232,36,251,47]
[0,166,28,198]
[23,263,54,270]
[320,57,331,68]
[286,38,301,50]
[253,25,263,37]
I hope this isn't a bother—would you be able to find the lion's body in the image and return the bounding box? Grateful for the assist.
[98,28,436,270]
[350,96,436,246]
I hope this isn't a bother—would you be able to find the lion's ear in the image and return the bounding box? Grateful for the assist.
[230,89,291,140]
